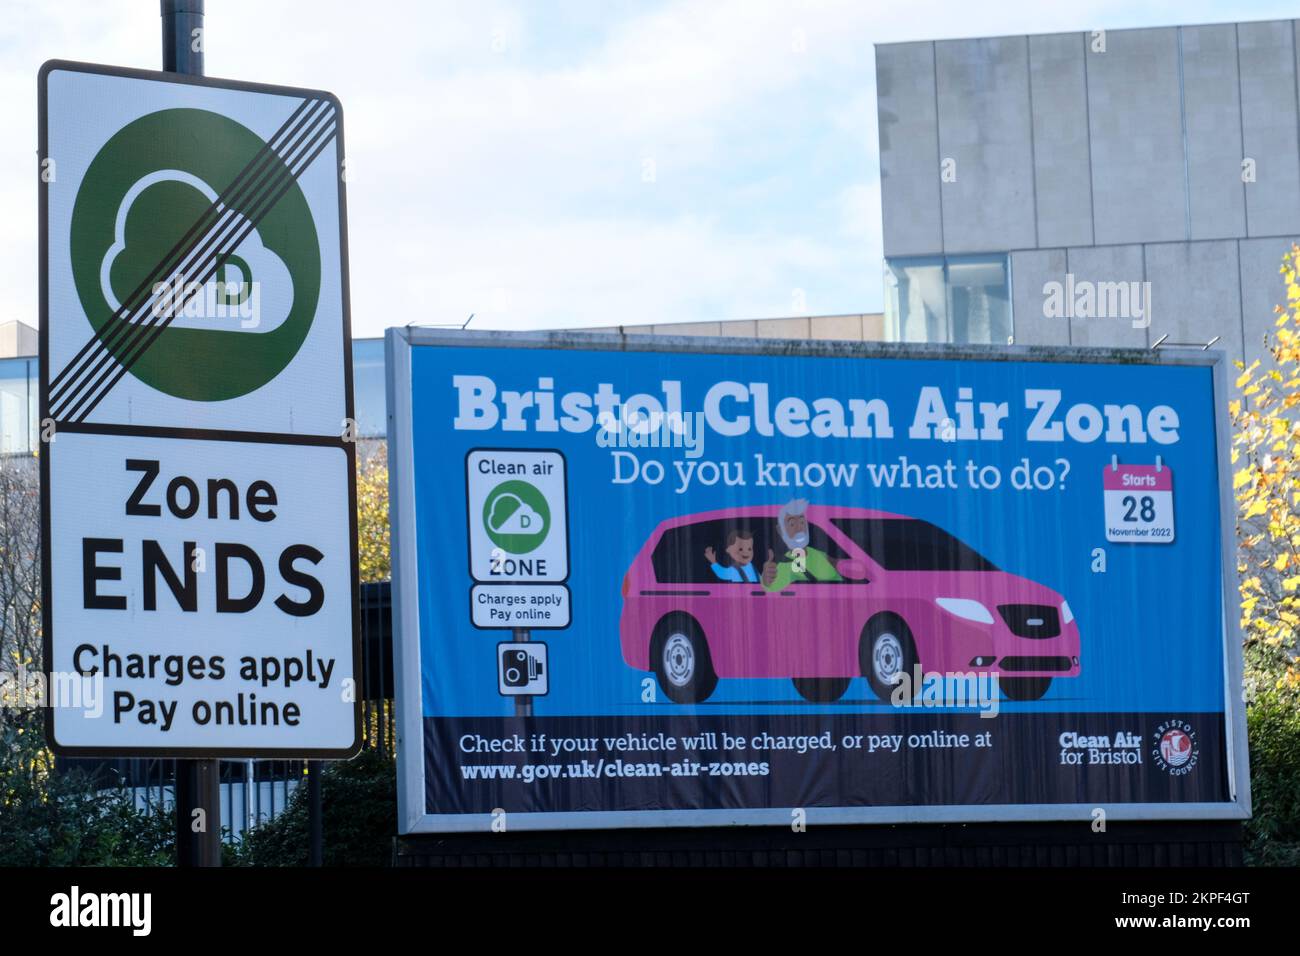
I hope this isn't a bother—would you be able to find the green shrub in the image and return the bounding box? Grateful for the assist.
[1245,688,1300,865]
[0,710,173,866]
[231,748,397,866]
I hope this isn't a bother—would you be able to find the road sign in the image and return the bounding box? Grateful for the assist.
[40,61,360,757]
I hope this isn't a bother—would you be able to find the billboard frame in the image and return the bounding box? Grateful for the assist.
[386,326,1250,834]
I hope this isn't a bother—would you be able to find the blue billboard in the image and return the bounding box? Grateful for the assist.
[388,330,1248,832]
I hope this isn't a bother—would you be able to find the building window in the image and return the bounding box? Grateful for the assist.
[884,254,1012,345]
[0,357,37,454]
[351,338,388,439]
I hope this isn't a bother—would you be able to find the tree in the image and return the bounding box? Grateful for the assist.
[356,440,390,583]
[0,452,173,864]
[1234,244,1300,864]
[1233,243,1300,696]
[0,453,41,693]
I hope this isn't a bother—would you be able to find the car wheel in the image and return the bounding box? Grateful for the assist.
[792,677,851,703]
[861,615,919,702]
[1000,676,1052,701]
[651,615,718,704]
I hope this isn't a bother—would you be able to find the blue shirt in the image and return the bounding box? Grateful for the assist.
[711,562,758,583]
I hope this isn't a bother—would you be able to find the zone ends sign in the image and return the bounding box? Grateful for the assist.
[39,61,361,758]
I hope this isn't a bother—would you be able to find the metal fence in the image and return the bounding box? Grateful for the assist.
[55,580,394,842]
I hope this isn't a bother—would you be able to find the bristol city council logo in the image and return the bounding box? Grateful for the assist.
[1152,719,1199,775]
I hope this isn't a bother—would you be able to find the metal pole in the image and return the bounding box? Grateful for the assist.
[161,0,220,868]
[512,626,532,717]
[244,758,255,835]
[161,0,205,75]
[308,761,323,866]
[173,759,222,866]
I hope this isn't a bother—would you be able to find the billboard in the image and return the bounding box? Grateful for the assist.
[388,329,1248,832]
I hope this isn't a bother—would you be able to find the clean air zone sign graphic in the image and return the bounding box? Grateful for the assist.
[467,449,568,583]
[466,449,571,631]
[39,62,360,758]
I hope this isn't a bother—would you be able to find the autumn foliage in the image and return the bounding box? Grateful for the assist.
[356,441,391,583]
[1233,244,1300,697]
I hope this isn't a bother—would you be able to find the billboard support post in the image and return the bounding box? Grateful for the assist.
[159,0,220,869]
[308,761,323,866]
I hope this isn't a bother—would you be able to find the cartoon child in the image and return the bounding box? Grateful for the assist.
[705,528,759,583]
[761,497,843,590]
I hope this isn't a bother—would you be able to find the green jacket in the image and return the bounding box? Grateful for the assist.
[764,546,843,591]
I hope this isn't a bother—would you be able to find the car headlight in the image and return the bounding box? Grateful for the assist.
[1061,600,1074,625]
[935,597,994,624]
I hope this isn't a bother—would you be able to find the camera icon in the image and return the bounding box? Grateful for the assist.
[502,648,543,687]
[497,642,548,696]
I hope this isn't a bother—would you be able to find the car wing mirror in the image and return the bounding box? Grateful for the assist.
[836,559,870,581]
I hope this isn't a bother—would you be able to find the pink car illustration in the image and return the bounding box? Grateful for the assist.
[619,505,1080,704]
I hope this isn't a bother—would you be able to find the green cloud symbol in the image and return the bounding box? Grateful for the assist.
[488,493,523,532]
[488,492,545,536]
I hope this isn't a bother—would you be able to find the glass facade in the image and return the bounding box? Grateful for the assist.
[0,357,38,454]
[0,339,389,453]
[351,337,387,438]
[884,254,1012,345]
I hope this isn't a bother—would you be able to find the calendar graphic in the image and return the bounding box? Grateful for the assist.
[1103,461,1175,544]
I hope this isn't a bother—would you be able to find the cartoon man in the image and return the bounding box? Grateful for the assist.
[762,498,842,590]
[705,528,759,583]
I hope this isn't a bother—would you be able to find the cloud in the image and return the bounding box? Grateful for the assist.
[99,170,294,333]
[488,493,543,535]
[386,214,860,330]
[7,0,1300,339]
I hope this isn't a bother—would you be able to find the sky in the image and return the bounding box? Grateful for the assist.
[2,0,1299,338]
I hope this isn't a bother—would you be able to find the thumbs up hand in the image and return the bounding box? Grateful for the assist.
[762,548,778,587]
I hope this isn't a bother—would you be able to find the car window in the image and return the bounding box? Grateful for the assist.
[808,523,847,561]
[652,519,771,584]
[830,517,997,572]
[775,522,851,585]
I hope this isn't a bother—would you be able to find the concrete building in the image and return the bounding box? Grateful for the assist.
[0,320,38,359]
[875,20,1300,364]
[0,321,38,454]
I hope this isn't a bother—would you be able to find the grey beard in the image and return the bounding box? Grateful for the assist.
[781,530,809,551]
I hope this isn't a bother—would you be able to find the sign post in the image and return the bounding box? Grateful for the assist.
[38,4,360,866]
[159,0,219,870]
